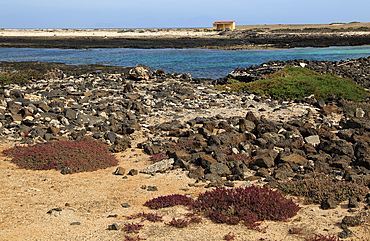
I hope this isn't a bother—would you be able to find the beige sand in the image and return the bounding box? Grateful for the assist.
[1,22,370,38]
[0,135,369,241]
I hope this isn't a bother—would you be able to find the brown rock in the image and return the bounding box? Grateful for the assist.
[280,153,309,167]
[188,166,204,180]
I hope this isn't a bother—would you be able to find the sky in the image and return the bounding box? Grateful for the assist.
[0,0,369,29]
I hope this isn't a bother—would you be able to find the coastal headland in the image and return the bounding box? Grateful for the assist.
[1,22,370,49]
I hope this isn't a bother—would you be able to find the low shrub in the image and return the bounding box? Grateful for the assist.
[123,223,144,233]
[289,227,303,234]
[226,153,253,164]
[165,218,190,228]
[214,66,369,101]
[149,153,169,163]
[144,186,300,229]
[126,212,163,222]
[2,137,118,173]
[143,194,194,209]
[277,174,369,204]
[224,232,236,241]
[170,138,199,152]
[0,69,43,86]
[165,215,202,228]
[193,186,300,229]
[124,235,146,241]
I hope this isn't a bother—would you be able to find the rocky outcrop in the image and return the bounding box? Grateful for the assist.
[1,61,370,192]
[222,57,370,88]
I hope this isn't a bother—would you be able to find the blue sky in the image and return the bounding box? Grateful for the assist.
[0,0,369,29]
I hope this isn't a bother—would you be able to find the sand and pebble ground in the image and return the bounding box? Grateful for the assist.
[1,59,370,240]
[1,24,370,240]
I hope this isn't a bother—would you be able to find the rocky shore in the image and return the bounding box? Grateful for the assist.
[2,60,370,186]
[1,56,370,239]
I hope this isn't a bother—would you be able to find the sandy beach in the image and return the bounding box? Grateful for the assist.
[1,23,370,49]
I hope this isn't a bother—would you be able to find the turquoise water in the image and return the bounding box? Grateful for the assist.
[1,46,370,79]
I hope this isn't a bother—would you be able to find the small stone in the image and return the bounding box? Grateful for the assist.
[147,186,158,191]
[355,108,365,118]
[70,222,81,225]
[61,166,72,175]
[338,227,354,239]
[47,207,62,214]
[304,135,320,146]
[107,214,118,218]
[348,197,359,208]
[311,207,320,212]
[141,185,147,189]
[321,198,338,210]
[114,167,125,175]
[128,169,138,176]
[121,203,131,208]
[341,216,362,228]
[107,223,120,230]
[140,158,174,174]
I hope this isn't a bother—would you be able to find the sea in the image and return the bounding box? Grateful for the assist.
[1,45,370,79]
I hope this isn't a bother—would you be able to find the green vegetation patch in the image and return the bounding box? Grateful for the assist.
[215,66,369,101]
[2,137,118,173]
[277,173,369,204]
[0,69,43,86]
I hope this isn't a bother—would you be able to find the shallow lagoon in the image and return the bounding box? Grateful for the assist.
[1,45,370,79]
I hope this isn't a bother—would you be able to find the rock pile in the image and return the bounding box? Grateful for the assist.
[222,56,370,88]
[1,62,370,192]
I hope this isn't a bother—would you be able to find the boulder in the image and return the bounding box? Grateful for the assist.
[109,136,131,153]
[129,64,153,81]
[253,149,278,168]
[321,198,338,210]
[280,153,309,167]
[205,163,231,177]
[140,158,174,174]
[188,166,204,180]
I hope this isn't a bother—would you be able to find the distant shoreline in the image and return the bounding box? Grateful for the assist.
[1,23,370,49]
